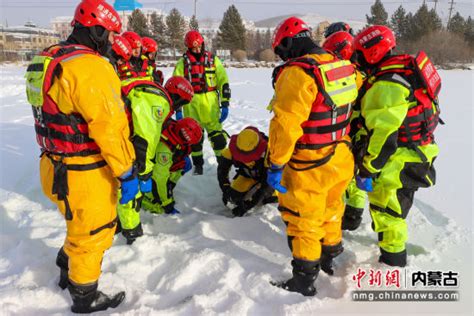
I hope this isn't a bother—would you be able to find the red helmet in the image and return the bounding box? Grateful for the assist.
[165,76,194,103]
[323,31,355,60]
[354,25,396,65]
[174,118,203,145]
[272,16,310,50]
[142,37,158,53]
[184,30,204,49]
[72,0,121,33]
[112,35,132,61]
[122,31,142,49]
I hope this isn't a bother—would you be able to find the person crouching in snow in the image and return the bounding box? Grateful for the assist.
[112,37,195,245]
[217,126,277,217]
[141,118,203,214]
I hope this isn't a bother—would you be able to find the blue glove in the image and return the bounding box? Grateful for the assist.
[356,175,373,192]
[139,178,152,193]
[267,165,287,194]
[166,208,181,215]
[183,156,192,174]
[119,168,139,204]
[219,104,229,123]
[175,110,183,120]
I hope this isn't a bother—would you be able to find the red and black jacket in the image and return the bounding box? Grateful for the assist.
[367,53,441,148]
[272,54,355,150]
[160,120,193,172]
[183,50,216,94]
[30,44,101,157]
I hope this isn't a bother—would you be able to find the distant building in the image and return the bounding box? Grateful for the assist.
[51,8,165,41]
[0,21,60,60]
[51,16,73,41]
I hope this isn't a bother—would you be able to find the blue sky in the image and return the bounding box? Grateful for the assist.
[0,0,472,28]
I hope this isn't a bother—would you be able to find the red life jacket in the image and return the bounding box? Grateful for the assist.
[368,51,441,147]
[161,120,192,172]
[120,79,174,134]
[183,51,216,94]
[28,44,101,157]
[272,55,357,149]
[118,57,149,80]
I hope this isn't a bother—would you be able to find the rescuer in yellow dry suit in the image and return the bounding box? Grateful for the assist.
[25,1,138,313]
[268,17,361,296]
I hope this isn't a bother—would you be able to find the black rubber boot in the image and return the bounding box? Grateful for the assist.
[272,259,320,296]
[342,205,364,231]
[115,217,123,235]
[68,282,125,314]
[193,165,203,175]
[122,223,143,245]
[379,248,407,267]
[262,195,278,204]
[56,247,69,290]
[320,243,344,275]
[192,156,204,175]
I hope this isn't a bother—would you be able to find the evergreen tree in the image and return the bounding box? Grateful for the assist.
[390,5,409,40]
[429,8,442,30]
[166,8,187,57]
[264,28,272,49]
[408,3,442,41]
[128,9,150,36]
[245,31,257,58]
[150,12,167,47]
[464,16,474,47]
[189,15,199,31]
[366,0,388,26]
[448,12,466,36]
[216,5,247,51]
[255,31,263,51]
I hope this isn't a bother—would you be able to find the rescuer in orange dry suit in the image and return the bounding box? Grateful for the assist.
[267,17,362,296]
[25,0,139,313]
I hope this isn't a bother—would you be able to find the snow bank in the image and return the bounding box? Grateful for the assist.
[0,65,472,315]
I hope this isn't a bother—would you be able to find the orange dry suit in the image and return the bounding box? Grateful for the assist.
[25,44,135,286]
[269,50,361,264]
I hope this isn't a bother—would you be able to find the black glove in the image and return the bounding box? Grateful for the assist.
[358,163,376,179]
[232,204,248,217]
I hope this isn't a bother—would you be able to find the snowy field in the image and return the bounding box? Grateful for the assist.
[0,64,472,315]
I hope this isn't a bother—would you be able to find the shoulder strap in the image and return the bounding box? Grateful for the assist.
[122,79,172,103]
[42,44,96,94]
[272,57,320,88]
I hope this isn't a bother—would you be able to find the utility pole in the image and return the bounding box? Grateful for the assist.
[448,0,455,26]
[194,0,197,18]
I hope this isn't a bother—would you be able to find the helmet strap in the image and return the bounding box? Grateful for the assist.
[89,25,111,56]
[170,93,188,112]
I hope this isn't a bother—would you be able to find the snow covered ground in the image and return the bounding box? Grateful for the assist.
[0,63,472,315]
